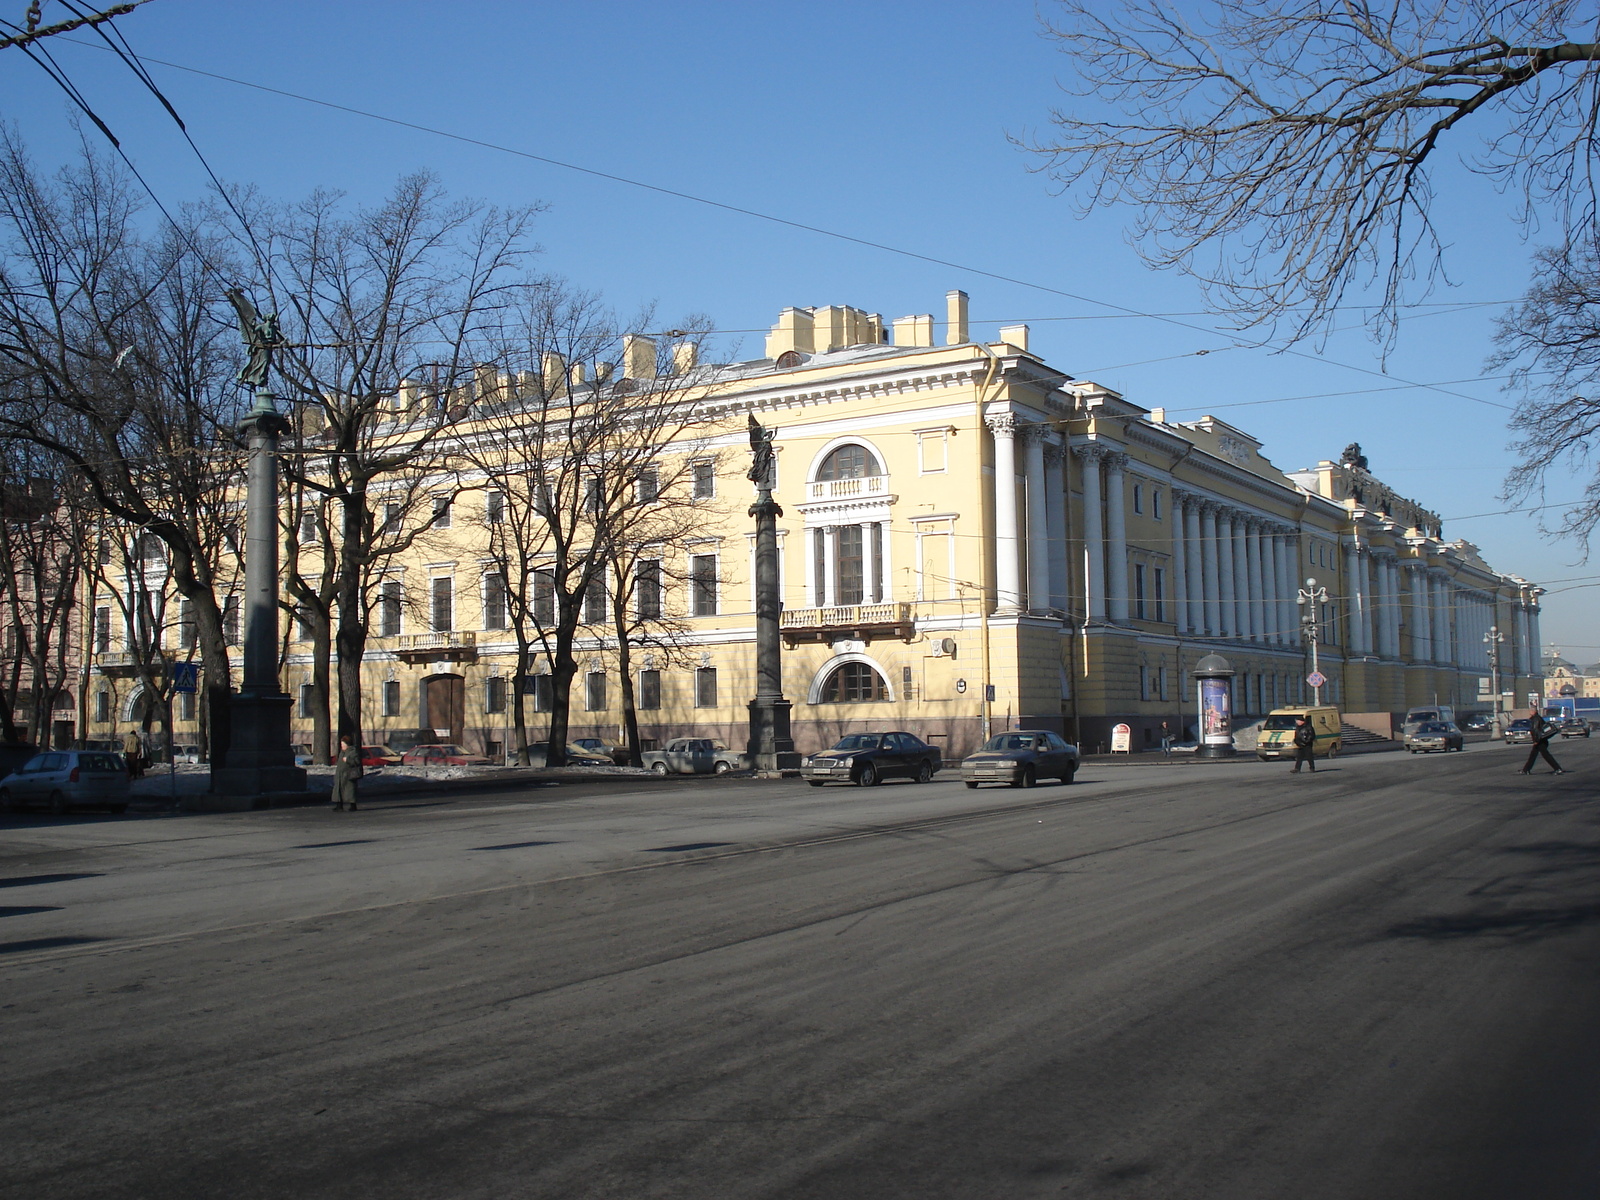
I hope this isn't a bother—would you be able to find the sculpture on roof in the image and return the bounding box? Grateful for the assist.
[226,287,285,392]
[1340,442,1368,471]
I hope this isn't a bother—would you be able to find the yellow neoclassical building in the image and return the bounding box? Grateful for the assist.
[82,289,1544,759]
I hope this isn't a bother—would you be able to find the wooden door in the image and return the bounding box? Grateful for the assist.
[425,674,466,744]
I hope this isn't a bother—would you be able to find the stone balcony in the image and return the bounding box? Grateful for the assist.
[94,650,172,676]
[393,630,478,664]
[804,474,890,503]
[779,602,915,647]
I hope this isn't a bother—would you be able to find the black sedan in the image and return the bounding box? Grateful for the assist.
[1503,719,1534,745]
[960,730,1080,788]
[1560,718,1592,738]
[801,731,942,787]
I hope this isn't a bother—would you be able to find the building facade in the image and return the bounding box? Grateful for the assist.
[77,290,1545,759]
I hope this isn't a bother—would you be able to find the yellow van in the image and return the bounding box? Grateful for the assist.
[1256,706,1342,761]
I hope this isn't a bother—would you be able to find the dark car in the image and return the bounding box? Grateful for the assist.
[801,731,941,787]
[1462,713,1493,732]
[1405,721,1464,753]
[1559,718,1592,738]
[505,741,613,767]
[1,749,130,814]
[960,730,1080,788]
[399,743,494,767]
[572,737,630,765]
[1503,719,1534,745]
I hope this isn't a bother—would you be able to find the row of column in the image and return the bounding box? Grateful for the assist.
[1166,488,1302,644]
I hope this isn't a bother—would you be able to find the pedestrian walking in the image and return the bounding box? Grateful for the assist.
[1519,707,1566,775]
[1290,714,1317,773]
[333,734,363,811]
[1160,720,1173,758]
[122,728,144,780]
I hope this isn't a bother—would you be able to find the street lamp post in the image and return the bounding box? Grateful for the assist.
[1484,624,1505,736]
[1297,577,1329,705]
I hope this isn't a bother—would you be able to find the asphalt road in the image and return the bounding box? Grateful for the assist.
[4,737,1598,1198]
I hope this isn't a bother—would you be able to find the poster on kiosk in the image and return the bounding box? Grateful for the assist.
[1200,678,1232,749]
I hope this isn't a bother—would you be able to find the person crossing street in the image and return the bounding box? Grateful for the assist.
[1290,714,1316,773]
[1519,707,1566,775]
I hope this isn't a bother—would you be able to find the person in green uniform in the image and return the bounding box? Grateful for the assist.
[333,734,363,811]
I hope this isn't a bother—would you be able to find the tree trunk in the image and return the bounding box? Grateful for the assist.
[335,489,370,747]
[511,637,532,765]
[310,611,332,764]
[610,582,642,767]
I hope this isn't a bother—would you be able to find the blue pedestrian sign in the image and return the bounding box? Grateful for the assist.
[171,662,199,694]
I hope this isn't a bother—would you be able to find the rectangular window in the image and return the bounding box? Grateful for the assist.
[382,679,400,717]
[691,554,718,616]
[836,526,864,606]
[431,577,453,632]
[533,569,555,625]
[1153,567,1166,623]
[485,676,506,714]
[1134,563,1147,620]
[1133,483,1144,515]
[383,503,402,535]
[380,581,402,638]
[584,475,603,514]
[94,690,110,723]
[636,559,662,620]
[298,684,314,719]
[178,691,196,721]
[813,528,826,604]
[223,595,241,646]
[1152,489,1162,520]
[298,512,318,544]
[529,673,553,713]
[1158,666,1169,701]
[638,668,661,710]
[483,573,508,631]
[431,496,452,528]
[486,491,505,525]
[695,666,718,708]
[692,460,715,499]
[94,605,112,653]
[585,671,607,711]
[636,468,659,504]
[295,604,315,642]
[178,600,197,650]
[1139,665,1150,700]
[584,573,608,625]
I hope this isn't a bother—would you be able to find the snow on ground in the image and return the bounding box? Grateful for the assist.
[128,761,650,798]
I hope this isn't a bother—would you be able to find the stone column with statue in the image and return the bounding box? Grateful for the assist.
[744,415,801,774]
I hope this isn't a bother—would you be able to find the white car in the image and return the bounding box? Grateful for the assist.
[1,750,131,814]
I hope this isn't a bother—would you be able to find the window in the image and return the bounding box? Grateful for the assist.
[94,606,111,653]
[817,444,881,482]
[298,684,314,719]
[380,581,402,638]
[583,573,608,625]
[813,528,826,604]
[223,595,241,646]
[431,496,452,528]
[636,468,659,504]
[485,676,506,714]
[694,666,718,707]
[294,604,315,642]
[298,512,318,544]
[533,569,555,625]
[1152,489,1163,520]
[639,668,661,710]
[1153,567,1166,623]
[1159,666,1169,701]
[383,503,402,534]
[528,673,553,713]
[94,690,110,723]
[1133,483,1144,514]
[1134,564,1147,619]
[836,525,864,606]
[431,577,453,632]
[483,573,508,631]
[178,691,196,721]
[382,679,400,717]
[691,554,718,616]
[486,491,505,524]
[178,600,197,650]
[692,460,715,499]
[636,559,662,620]
[584,475,603,514]
[1139,665,1150,700]
[97,540,111,566]
[822,661,885,702]
[585,671,607,711]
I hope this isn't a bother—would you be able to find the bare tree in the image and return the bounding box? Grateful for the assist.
[1029,1,1600,342]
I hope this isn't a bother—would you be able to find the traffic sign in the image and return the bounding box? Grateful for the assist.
[170,662,199,694]
[1306,671,1326,689]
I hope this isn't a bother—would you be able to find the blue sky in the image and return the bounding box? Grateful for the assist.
[4,1,1593,660]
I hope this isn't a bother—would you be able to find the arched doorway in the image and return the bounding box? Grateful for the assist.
[422,673,466,744]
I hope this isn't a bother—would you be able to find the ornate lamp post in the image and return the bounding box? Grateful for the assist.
[1484,624,1505,736]
[745,415,801,775]
[1298,576,1330,705]
[206,291,307,806]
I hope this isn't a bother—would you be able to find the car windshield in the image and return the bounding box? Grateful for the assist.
[1261,715,1302,730]
[831,734,884,751]
[982,734,1041,752]
[1508,720,1531,730]
[1408,712,1441,723]
[79,753,122,772]
[1416,723,1447,734]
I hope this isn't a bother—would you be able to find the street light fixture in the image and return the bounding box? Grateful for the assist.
[1484,624,1505,736]
[1297,576,1330,705]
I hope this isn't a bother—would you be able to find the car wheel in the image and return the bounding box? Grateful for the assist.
[1014,765,1037,789]
[713,760,731,775]
[964,781,979,789]
[808,780,825,788]
[0,787,14,811]
[1062,761,1077,784]
[49,790,68,816]
[650,761,669,776]
[1328,742,1340,759]
[855,762,878,787]
[914,760,933,784]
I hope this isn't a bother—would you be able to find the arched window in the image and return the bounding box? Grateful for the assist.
[822,661,887,702]
[815,443,881,482]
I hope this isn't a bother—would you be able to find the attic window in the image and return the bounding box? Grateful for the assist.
[775,350,807,369]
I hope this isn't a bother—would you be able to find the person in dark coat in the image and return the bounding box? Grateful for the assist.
[1291,714,1317,773]
[333,734,363,810]
[1519,708,1566,775]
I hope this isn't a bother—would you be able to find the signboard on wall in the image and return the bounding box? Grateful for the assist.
[1200,678,1232,747]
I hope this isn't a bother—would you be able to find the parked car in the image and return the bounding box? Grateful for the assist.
[801,731,942,787]
[291,743,315,767]
[1503,718,1534,745]
[506,741,613,767]
[1560,718,1592,739]
[641,738,747,776]
[399,743,494,767]
[960,730,1080,788]
[0,749,130,814]
[171,744,202,765]
[572,737,630,765]
[360,745,403,768]
[1405,721,1464,753]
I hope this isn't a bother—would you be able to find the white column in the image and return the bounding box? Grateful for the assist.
[1185,497,1205,634]
[1216,509,1236,638]
[1170,491,1189,634]
[1382,557,1401,658]
[822,526,838,608]
[1511,602,1527,677]
[988,414,1022,611]
[1232,519,1251,641]
[876,520,892,604]
[1104,452,1129,623]
[1199,503,1220,637]
[1409,565,1432,662]
[1044,443,1068,612]
[1245,521,1264,643]
[1024,429,1050,612]
[1432,575,1450,665]
[1529,594,1544,681]
[1267,530,1286,645]
[1075,445,1106,621]
[1343,543,1366,654]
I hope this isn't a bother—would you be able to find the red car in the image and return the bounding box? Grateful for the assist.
[360,745,403,768]
[399,743,494,767]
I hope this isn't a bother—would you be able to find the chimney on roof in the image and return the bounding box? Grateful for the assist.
[998,323,1030,352]
[945,290,969,345]
[893,314,935,347]
[765,307,816,359]
[672,342,697,374]
[623,335,656,380]
[541,352,567,398]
